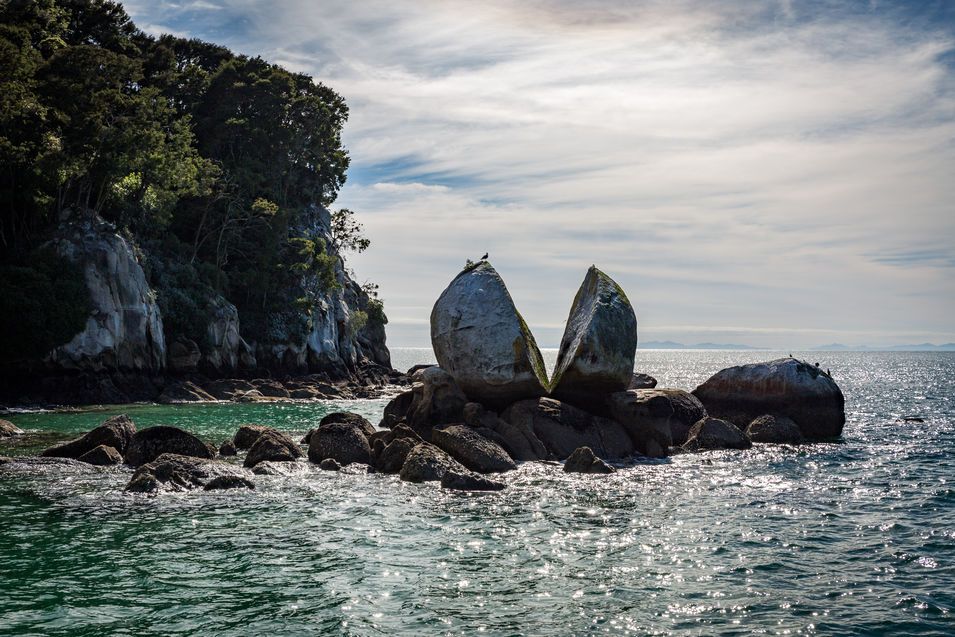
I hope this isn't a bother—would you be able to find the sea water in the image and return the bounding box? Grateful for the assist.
[0,350,953,635]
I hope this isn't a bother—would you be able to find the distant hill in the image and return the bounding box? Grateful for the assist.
[812,343,955,351]
[640,341,761,350]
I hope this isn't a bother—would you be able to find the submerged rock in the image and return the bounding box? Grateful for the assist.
[692,358,845,440]
[563,446,615,474]
[126,453,251,493]
[204,475,255,491]
[745,414,804,444]
[125,425,215,467]
[502,398,634,460]
[252,461,310,476]
[399,443,467,483]
[41,414,136,459]
[550,266,638,408]
[308,421,372,466]
[318,458,342,472]
[431,424,517,474]
[243,429,302,468]
[77,444,123,466]
[441,470,506,491]
[606,390,673,458]
[0,419,23,437]
[682,417,752,452]
[430,262,548,407]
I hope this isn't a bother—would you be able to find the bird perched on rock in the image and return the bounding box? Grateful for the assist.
[481,252,488,260]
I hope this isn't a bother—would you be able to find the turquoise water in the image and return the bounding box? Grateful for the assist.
[1,350,953,635]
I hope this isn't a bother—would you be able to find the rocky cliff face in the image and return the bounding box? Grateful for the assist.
[46,214,166,373]
[26,208,388,390]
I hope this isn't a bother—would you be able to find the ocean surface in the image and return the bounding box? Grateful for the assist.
[1,349,953,636]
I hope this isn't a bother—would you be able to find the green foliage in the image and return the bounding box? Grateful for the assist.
[347,310,368,336]
[0,247,90,363]
[366,298,387,326]
[331,208,370,253]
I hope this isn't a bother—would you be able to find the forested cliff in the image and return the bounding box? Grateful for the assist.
[0,0,390,401]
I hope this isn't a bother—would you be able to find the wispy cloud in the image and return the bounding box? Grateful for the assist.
[123,0,955,347]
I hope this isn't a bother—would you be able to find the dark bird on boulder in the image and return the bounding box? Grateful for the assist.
[481,252,488,260]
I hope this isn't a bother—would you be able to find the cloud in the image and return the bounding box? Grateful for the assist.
[122,0,955,347]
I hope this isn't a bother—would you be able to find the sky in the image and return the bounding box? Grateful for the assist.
[123,0,955,348]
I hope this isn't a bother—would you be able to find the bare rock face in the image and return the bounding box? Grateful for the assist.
[379,390,414,429]
[550,266,638,409]
[624,389,706,446]
[745,414,804,444]
[41,414,137,459]
[167,338,202,372]
[563,446,615,474]
[462,402,546,461]
[158,381,215,404]
[46,215,165,373]
[682,417,752,452]
[430,262,548,408]
[243,429,302,468]
[233,424,273,450]
[125,425,215,467]
[399,443,467,483]
[376,437,418,474]
[77,444,123,466]
[606,390,673,458]
[319,412,376,439]
[201,294,256,373]
[431,425,517,474]
[126,453,252,493]
[405,367,468,439]
[692,358,845,440]
[629,373,658,390]
[308,422,372,466]
[502,398,634,460]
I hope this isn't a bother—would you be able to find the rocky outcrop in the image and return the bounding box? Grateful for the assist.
[404,367,468,439]
[629,373,657,390]
[243,429,302,467]
[399,443,467,483]
[319,412,375,438]
[233,424,272,450]
[41,414,136,459]
[125,425,215,466]
[550,266,637,409]
[46,215,165,373]
[627,389,706,446]
[0,419,23,437]
[126,453,251,493]
[502,398,634,460]
[77,444,123,466]
[462,402,547,461]
[564,446,615,474]
[376,437,417,473]
[745,414,804,444]
[431,425,517,474]
[607,390,673,458]
[682,417,752,451]
[308,421,372,466]
[431,262,548,407]
[379,390,414,429]
[157,381,215,403]
[200,294,256,373]
[692,358,845,440]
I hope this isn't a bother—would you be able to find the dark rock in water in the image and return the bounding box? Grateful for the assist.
[309,422,372,466]
[432,424,517,473]
[682,417,752,452]
[204,475,255,491]
[745,415,804,444]
[219,440,237,456]
[126,453,251,493]
[441,469,506,491]
[692,357,845,440]
[406,363,436,376]
[77,444,123,466]
[254,380,290,399]
[318,458,342,472]
[392,423,424,443]
[379,390,415,429]
[627,389,706,446]
[399,443,467,483]
[430,262,548,407]
[244,429,302,467]
[289,387,321,400]
[301,429,315,445]
[899,416,925,423]
[0,455,104,475]
[157,381,215,403]
[125,426,215,467]
[463,402,546,461]
[405,367,468,439]
[502,398,634,460]
[253,461,310,476]
[204,379,257,401]
[629,373,658,390]
[376,437,417,474]
[564,446,615,474]
[0,419,24,437]
[319,412,376,438]
[607,390,673,458]
[550,266,638,408]
[233,424,273,450]
[369,429,395,448]
[41,414,136,459]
